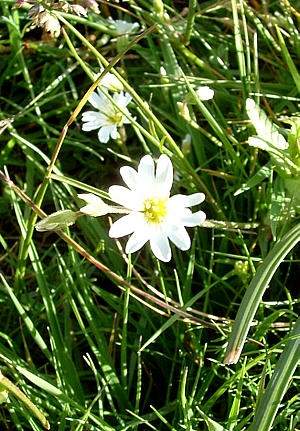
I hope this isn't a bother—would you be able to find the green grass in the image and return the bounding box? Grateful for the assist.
[0,0,300,430]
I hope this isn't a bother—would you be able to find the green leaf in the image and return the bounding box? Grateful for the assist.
[234,162,272,196]
[197,408,228,431]
[246,99,300,177]
[248,318,300,431]
[246,99,288,150]
[223,223,300,364]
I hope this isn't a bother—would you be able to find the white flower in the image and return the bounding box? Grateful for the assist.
[107,16,140,36]
[93,71,124,92]
[82,89,132,143]
[196,86,214,101]
[108,154,206,262]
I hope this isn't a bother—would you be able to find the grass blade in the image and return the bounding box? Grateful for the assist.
[223,223,300,364]
[248,317,300,431]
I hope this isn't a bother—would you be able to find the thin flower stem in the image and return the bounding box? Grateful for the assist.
[202,219,259,232]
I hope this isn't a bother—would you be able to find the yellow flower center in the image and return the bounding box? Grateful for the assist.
[100,106,123,126]
[111,111,123,125]
[143,197,168,224]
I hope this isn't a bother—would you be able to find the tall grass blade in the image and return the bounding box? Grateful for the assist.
[223,223,300,364]
[248,317,300,431]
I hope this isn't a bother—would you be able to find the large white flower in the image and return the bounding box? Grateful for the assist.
[82,89,132,143]
[108,154,206,262]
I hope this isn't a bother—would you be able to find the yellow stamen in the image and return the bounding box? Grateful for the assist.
[143,197,168,224]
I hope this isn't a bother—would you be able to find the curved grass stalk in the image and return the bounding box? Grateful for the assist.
[0,370,50,430]
[223,223,300,364]
[247,317,300,431]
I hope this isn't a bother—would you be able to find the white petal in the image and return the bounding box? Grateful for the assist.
[82,111,100,122]
[109,126,119,140]
[125,227,150,254]
[109,185,142,210]
[168,193,205,208]
[122,114,132,124]
[196,86,214,101]
[98,125,117,143]
[137,155,155,187]
[150,229,171,262]
[114,91,132,108]
[100,73,123,92]
[179,210,206,227]
[119,166,138,190]
[109,212,143,238]
[82,111,114,128]
[82,121,100,131]
[155,154,173,195]
[88,90,106,109]
[166,224,191,250]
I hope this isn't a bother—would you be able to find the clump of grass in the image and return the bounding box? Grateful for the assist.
[0,0,299,430]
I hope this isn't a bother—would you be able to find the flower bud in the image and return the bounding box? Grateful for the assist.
[78,193,111,217]
[35,210,78,232]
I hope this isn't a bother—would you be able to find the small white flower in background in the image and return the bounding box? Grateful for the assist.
[107,16,140,36]
[68,4,87,17]
[27,4,61,38]
[82,89,132,143]
[92,71,124,92]
[196,86,214,101]
[80,0,100,14]
[108,154,206,262]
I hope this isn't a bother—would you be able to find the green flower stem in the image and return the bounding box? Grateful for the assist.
[224,223,300,365]
[0,371,50,430]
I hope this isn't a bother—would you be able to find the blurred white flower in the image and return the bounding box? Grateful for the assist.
[27,4,61,37]
[196,86,214,101]
[82,89,132,143]
[92,71,124,92]
[108,154,206,262]
[107,16,140,36]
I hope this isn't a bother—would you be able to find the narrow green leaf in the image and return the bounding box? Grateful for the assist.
[234,162,272,196]
[276,26,300,93]
[248,318,300,431]
[197,408,228,431]
[223,223,300,364]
